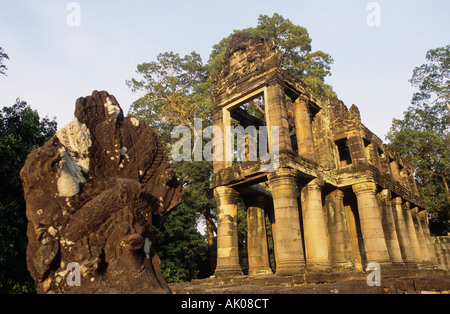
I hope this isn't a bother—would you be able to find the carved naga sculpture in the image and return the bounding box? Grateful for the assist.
[20,91,182,294]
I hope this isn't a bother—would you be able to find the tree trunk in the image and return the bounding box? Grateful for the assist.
[206,218,217,275]
[442,175,450,201]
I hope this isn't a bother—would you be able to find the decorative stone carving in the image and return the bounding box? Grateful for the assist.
[20,90,182,294]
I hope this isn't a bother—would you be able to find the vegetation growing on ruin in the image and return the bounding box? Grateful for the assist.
[387,45,450,235]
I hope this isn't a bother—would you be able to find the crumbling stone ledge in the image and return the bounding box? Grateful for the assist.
[169,272,450,294]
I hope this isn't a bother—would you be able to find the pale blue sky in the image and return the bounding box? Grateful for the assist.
[0,0,449,140]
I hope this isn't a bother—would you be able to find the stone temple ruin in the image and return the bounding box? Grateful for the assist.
[209,33,449,279]
[20,33,449,294]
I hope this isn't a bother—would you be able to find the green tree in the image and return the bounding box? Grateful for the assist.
[0,47,8,76]
[127,52,215,279]
[410,45,450,111]
[153,203,209,283]
[387,46,450,235]
[208,13,335,97]
[0,99,57,293]
[126,51,211,147]
[237,200,248,274]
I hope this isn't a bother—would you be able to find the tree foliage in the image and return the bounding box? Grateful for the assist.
[153,204,209,283]
[0,47,9,76]
[0,100,57,293]
[387,46,450,235]
[410,45,450,111]
[126,51,211,142]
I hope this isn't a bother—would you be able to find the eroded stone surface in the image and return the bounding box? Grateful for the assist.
[21,90,182,294]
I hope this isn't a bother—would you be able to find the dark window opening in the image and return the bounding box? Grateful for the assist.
[363,138,372,164]
[335,138,352,166]
[290,130,298,155]
[286,96,299,154]
[228,94,266,164]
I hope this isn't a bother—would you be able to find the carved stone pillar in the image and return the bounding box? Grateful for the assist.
[432,237,450,270]
[365,142,382,168]
[411,207,433,266]
[391,197,416,265]
[266,200,278,266]
[376,189,403,265]
[390,160,401,181]
[293,96,316,162]
[266,84,292,153]
[400,169,412,190]
[214,186,243,277]
[212,108,226,173]
[347,129,368,165]
[268,168,305,275]
[246,196,272,275]
[352,182,391,266]
[418,210,438,266]
[410,176,419,195]
[324,189,353,269]
[301,179,331,270]
[402,202,423,265]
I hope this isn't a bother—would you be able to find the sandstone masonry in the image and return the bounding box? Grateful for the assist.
[210,33,449,277]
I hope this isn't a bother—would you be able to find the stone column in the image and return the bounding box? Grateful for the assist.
[301,179,331,271]
[212,107,226,173]
[214,186,243,277]
[324,189,353,269]
[266,84,292,153]
[344,202,365,271]
[400,169,412,190]
[391,197,416,265]
[390,160,401,181]
[365,142,382,168]
[268,168,305,275]
[410,176,419,195]
[435,237,450,271]
[352,182,391,266]
[266,200,277,267]
[347,129,368,165]
[292,96,316,162]
[376,189,403,265]
[380,155,392,177]
[432,237,448,270]
[402,202,423,265]
[246,196,272,275]
[418,210,438,266]
[411,207,433,266]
